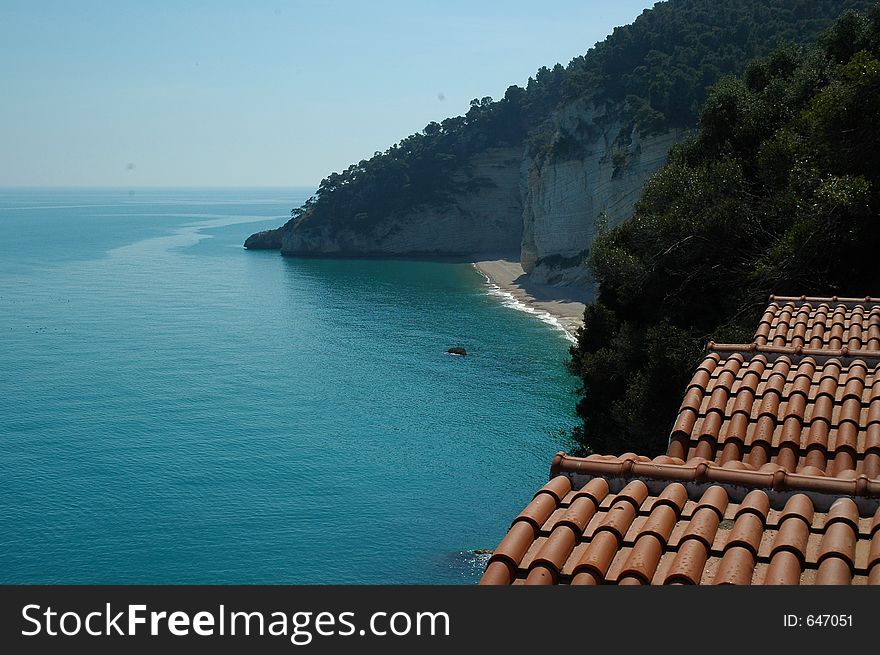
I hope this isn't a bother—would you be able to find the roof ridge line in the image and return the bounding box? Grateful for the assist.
[769,294,880,308]
[707,341,880,364]
[549,452,880,506]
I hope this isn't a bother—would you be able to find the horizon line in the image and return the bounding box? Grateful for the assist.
[0,184,319,190]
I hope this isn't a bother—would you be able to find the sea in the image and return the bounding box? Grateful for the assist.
[0,187,579,584]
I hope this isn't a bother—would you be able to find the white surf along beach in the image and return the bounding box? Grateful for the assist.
[472,255,593,342]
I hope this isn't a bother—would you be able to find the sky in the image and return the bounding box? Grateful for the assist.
[0,1,657,188]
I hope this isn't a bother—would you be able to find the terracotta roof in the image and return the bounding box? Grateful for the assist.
[668,296,880,476]
[550,452,880,497]
[481,457,880,585]
[667,350,880,478]
[755,296,880,350]
[481,296,880,585]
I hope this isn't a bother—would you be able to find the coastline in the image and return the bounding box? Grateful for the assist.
[472,255,593,342]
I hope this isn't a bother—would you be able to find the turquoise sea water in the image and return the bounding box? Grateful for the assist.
[0,188,578,584]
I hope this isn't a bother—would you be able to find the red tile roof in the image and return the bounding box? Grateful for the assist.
[667,350,880,478]
[481,456,880,585]
[481,296,880,585]
[550,453,880,497]
[669,296,880,476]
[756,296,880,350]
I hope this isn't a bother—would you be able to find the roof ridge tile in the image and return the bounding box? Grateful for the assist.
[550,452,880,505]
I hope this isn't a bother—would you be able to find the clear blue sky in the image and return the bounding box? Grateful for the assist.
[0,1,657,187]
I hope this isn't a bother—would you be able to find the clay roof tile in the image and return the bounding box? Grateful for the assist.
[523,566,557,585]
[557,495,601,534]
[736,489,771,519]
[835,421,860,452]
[484,297,880,586]
[707,387,731,414]
[691,355,720,387]
[671,410,697,441]
[731,387,757,416]
[571,477,611,505]
[815,556,853,585]
[868,509,880,580]
[665,539,711,585]
[652,455,685,466]
[811,397,836,428]
[483,457,880,586]
[599,500,644,541]
[839,398,862,426]
[779,494,815,525]
[610,477,644,500]
[867,395,880,426]
[681,387,704,413]
[868,548,880,585]
[697,485,730,516]
[764,550,803,585]
[815,501,859,584]
[655,481,689,510]
[516,491,561,533]
[797,464,828,478]
[712,545,758,585]
[540,475,573,502]
[771,516,811,562]
[698,413,724,442]
[843,364,867,398]
[724,510,766,555]
[527,527,579,583]
[816,376,839,401]
[783,393,808,420]
[486,521,538,571]
[863,451,880,480]
[618,536,663,584]
[805,420,831,451]
[826,496,860,529]
[867,424,880,451]
[479,560,517,585]
[571,531,622,582]
[679,508,723,553]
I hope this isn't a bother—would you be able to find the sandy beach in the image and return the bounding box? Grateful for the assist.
[472,255,593,340]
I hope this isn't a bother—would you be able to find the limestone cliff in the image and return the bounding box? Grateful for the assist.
[521,100,686,286]
[249,115,684,283]
[278,146,524,257]
[245,0,863,291]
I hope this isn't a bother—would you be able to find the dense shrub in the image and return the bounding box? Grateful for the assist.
[569,7,880,455]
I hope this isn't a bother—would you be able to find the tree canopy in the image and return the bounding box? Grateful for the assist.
[569,6,880,456]
[281,0,871,235]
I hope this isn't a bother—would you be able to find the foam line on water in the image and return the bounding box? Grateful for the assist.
[474,267,576,343]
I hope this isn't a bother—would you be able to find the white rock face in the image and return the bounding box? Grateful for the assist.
[278,101,686,291]
[521,100,685,286]
[281,146,523,256]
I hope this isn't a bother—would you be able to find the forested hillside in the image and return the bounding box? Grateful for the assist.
[247,0,872,251]
[569,6,880,456]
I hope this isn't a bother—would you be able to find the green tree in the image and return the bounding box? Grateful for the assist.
[569,6,880,456]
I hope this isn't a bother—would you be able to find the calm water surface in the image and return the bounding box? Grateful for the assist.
[0,188,578,583]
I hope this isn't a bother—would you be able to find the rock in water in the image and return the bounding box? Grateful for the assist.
[447,347,467,356]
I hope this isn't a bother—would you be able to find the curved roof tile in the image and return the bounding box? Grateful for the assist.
[482,296,880,586]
